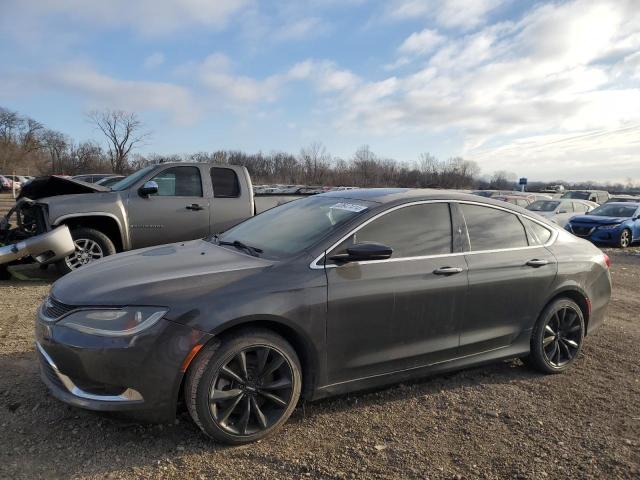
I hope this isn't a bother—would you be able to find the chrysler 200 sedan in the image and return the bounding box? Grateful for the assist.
[35,189,612,444]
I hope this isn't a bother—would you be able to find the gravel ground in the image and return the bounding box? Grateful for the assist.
[1,248,639,479]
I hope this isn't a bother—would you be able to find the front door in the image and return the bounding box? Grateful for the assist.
[457,203,558,355]
[127,165,210,248]
[325,202,467,384]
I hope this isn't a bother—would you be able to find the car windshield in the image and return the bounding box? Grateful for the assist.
[589,204,638,218]
[561,191,590,199]
[527,200,560,212]
[215,196,377,259]
[110,166,155,191]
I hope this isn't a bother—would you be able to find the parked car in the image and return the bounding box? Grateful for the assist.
[72,174,120,184]
[606,195,640,203]
[527,199,597,227]
[8,163,254,273]
[4,175,31,187]
[561,190,610,204]
[0,175,11,191]
[35,189,612,444]
[95,175,125,187]
[494,194,534,208]
[566,202,640,248]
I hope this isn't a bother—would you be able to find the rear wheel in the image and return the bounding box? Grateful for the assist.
[185,329,302,444]
[56,227,116,274]
[526,298,585,374]
[619,228,632,248]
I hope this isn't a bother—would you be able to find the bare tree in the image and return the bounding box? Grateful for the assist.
[41,129,69,173]
[87,110,150,173]
[299,142,331,185]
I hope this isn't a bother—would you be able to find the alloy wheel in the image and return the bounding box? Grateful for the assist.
[542,306,583,368]
[65,238,104,270]
[620,230,631,248]
[208,346,294,436]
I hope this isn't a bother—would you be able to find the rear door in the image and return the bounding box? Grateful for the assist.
[127,165,210,248]
[325,202,468,384]
[458,203,557,355]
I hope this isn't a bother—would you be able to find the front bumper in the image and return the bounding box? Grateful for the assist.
[35,313,211,422]
[0,225,74,266]
[567,225,623,245]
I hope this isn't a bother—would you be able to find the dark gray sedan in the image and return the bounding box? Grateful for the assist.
[35,189,612,444]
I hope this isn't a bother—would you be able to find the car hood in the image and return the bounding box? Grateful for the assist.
[569,215,628,225]
[18,175,109,200]
[51,239,273,307]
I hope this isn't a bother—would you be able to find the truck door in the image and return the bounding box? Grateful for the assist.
[127,165,210,248]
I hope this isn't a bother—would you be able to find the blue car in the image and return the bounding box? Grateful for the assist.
[566,202,640,248]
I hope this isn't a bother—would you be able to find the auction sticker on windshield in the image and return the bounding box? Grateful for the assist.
[330,202,368,213]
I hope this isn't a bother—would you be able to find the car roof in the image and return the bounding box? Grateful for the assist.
[603,201,640,207]
[317,188,533,210]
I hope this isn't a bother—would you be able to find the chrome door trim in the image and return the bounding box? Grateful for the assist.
[309,199,559,270]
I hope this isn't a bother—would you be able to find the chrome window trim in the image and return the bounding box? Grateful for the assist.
[309,199,558,270]
[36,342,144,402]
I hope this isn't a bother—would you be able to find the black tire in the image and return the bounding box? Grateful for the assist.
[619,228,632,248]
[185,329,302,444]
[56,227,116,274]
[526,298,585,374]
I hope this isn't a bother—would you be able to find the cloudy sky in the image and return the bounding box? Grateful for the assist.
[1,0,639,182]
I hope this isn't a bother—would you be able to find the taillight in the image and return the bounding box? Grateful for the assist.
[603,253,611,269]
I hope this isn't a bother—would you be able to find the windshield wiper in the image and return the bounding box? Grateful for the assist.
[217,238,263,257]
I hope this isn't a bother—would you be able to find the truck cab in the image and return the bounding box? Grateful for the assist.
[9,163,254,273]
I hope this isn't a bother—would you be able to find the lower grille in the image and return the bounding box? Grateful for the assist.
[572,226,594,237]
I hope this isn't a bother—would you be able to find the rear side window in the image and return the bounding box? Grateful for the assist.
[211,167,240,198]
[461,204,528,251]
[151,166,203,197]
[334,203,452,258]
[521,217,552,245]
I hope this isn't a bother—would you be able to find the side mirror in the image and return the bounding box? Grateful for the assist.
[557,209,568,214]
[138,180,158,197]
[330,242,393,263]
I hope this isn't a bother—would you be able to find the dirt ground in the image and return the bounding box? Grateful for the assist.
[1,248,638,480]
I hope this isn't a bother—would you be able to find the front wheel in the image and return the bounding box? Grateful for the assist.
[185,329,302,444]
[56,227,116,274]
[525,298,585,374]
[619,228,632,248]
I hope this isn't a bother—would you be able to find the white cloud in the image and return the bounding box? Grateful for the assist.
[398,28,444,55]
[338,0,640,179]
[274,17,326,42]
[143,52,165,69]
[387,0,505,30]
[49,64,199,124]
[7,0,248,36]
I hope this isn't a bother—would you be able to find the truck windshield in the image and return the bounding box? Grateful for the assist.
[110,165,156,191]
[215,196,377,259]
[561,191,589,200]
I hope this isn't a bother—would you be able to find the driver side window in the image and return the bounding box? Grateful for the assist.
[329,203,452,260]
[151,166,203,197]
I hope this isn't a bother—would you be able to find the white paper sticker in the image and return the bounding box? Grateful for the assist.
[330,202,368,213]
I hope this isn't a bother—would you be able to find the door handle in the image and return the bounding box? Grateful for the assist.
[433,266,464,275]
[186,204,204,211]
[526,259,549,267]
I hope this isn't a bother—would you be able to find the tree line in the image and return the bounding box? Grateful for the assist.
[1,105,637,192]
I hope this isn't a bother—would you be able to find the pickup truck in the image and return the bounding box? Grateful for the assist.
[1,163,254,273]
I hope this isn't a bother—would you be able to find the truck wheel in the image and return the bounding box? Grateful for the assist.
[56,227,116,274]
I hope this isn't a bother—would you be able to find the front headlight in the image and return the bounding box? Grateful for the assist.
[58,307,168,337]
[598,224,621,230]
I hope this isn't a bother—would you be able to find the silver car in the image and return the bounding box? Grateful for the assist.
[527,199,598,227]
